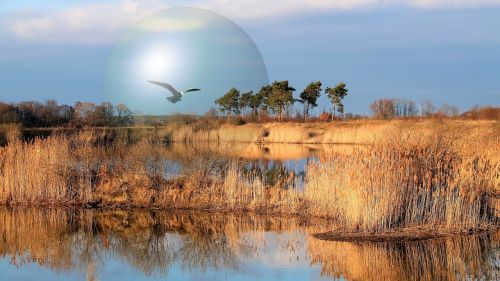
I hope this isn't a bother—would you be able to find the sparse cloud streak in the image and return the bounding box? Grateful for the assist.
[136,17,207,32]
[3,0,500,44]
[197,0,500,19]
[406,0,500,8]
[6,0,168,44]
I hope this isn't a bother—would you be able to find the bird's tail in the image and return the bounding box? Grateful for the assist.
[167,96,179,103]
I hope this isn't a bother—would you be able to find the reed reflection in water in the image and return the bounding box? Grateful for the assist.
[0,208,498,281]
[164,141,366,190]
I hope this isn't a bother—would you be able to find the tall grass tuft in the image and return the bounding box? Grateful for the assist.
[305,127,499,232]
[0,135,94,205]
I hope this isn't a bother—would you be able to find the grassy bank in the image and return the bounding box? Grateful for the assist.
[19,119,498,147]
[157,119,498,146]
[0,121,498,238]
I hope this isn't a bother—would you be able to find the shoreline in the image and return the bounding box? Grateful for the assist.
[2,204,498,242]
[17,119,498,145]
[313,226,499,242]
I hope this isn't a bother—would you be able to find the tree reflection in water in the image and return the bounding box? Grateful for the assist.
[0,208,498,280]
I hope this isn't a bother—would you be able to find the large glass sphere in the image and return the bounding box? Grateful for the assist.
[103,7,269,115]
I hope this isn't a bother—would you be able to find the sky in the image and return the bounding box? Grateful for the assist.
[0,0,499,115]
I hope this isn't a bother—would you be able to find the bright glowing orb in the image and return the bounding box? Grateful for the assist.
[135,45,178,82]
[103,7,268,115]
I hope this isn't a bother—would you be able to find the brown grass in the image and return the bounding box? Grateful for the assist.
[313,226,495,242]
[0,133,303,212]
[156,119,498,145]
[0,120,498,237]
[305,125,499,234]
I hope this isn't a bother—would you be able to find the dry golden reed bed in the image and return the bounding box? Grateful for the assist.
[0,120,498,237]
[158,119,498,145]
[306,131,499,233]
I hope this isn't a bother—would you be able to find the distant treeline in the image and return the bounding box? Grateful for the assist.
[0,100,133,128]
[0,93,498,128]
[215,80,347,122]
[214,80,498,121]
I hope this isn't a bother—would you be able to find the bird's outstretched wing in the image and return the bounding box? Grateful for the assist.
[148,80,180,96]
[181,88,201,94]
[148,81,200,104]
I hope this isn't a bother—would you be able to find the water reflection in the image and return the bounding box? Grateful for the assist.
[163,142,341,189]
[21,130,365,190]
[0,208,498,281]
[309,234,500,281]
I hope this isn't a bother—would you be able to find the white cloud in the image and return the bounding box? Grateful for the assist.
[407,0,500,8]
[195,0,380,19]
[4,0,500,44]
[195,0,500,18]
[7,0,169,44]
[136,17,207,32]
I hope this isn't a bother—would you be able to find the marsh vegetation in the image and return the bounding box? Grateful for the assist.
[0,119,497,239]
[0,117,498,281]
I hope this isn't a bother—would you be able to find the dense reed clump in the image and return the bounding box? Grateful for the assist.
[305,126,499,234]
[0,131,301,212]
[0,131,137,205]
[0,136,86,205]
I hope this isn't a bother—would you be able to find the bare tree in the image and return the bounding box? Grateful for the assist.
[0,102,18,123]
[393,98,418,118]
[421,100,436,117]
[74,102,97,127]
[437,103,460,117]
[115,103,133,126]
[369,99,395,119]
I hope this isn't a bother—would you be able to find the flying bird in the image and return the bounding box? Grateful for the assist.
[148,80,201,103]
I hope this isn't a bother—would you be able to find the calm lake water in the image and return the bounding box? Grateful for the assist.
[0,208,498,281]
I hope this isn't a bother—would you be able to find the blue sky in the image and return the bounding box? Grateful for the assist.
[0,0,499,115]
